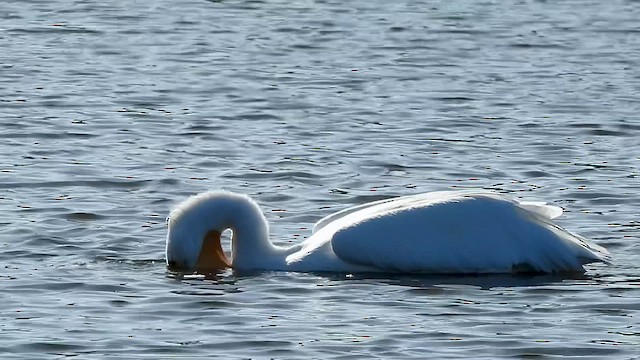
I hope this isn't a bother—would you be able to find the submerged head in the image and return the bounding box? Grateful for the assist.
[167,228,231,272]
[166,191,270,272]
[165,192,235,272]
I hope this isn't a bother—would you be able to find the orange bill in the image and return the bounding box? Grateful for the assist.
[196,230,231,271]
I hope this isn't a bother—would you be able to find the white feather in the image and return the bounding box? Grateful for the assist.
[167,190,610,274]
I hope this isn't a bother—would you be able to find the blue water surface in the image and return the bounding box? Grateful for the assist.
[1,0,639,358]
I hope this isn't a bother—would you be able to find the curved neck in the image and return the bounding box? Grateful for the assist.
[167,191,295,271]
[213,194,289,271]
[228,207,274,269]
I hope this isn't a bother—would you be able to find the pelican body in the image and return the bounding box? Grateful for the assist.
[166,190,610,274]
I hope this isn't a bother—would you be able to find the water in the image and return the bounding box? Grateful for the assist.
[1,0,639,358]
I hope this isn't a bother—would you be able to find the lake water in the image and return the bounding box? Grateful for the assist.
[1,0,639,358]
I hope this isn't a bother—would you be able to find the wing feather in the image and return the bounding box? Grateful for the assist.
[313,191,478,233]
[313,197,398,233]
[518,201,563,219]
[329,194,607,273]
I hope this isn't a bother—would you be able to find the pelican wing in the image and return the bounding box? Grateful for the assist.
[313,198,393,233]
[328,193,608,273]
[313,195,416,233]
[313,191,483,233]
[314,194,565,234]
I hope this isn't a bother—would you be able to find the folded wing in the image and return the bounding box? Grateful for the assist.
[329,194,608,273]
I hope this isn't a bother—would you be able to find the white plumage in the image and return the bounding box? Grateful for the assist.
[165,190,610,274]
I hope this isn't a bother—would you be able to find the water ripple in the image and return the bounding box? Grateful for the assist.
[0,0,638,358]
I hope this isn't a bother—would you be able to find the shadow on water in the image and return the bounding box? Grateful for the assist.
[166,267,596,290]
[331,272,595,290]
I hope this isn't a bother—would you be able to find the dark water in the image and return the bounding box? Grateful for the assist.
[1,0,639,358]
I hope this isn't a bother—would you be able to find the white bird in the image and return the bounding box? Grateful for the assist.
[165,190,610,274]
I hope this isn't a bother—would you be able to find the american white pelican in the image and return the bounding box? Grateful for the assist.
[165,190,610,274]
